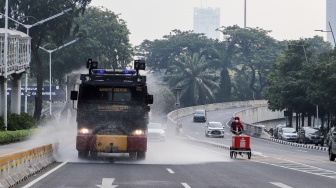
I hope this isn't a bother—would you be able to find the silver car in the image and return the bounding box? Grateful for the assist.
[205,121,225,138]
[148,123,166,142]
[278,127,298,142]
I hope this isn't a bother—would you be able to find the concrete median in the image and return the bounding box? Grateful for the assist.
[0,143,58,188]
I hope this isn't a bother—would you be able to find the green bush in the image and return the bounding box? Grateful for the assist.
[7,112,36,131]
[20,112,37,129]
[0,129,36,144]
[7,113,21,131]
[0,116,5,131]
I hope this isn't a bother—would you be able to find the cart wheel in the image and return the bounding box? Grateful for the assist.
[234,152,237,158]
[248,152,251,159]
[230,151,233,159]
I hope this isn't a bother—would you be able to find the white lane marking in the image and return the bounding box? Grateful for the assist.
[296,150,308,152]
[255,159,336,179]
[96,178,119,188]
[195,132,200,135]
[181,183,191,188]
[22,162,68,188]
[270,182,293,188]
[167,168,175,174]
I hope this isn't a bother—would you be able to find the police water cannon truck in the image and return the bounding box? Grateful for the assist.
[70,59,153,160]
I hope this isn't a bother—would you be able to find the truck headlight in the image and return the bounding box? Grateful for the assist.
[78,128,92,134]
[133,129,145,136]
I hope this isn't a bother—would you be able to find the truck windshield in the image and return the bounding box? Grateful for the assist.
[81,86,131,102]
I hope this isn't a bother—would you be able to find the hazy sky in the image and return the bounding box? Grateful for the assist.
[90,0,326,46]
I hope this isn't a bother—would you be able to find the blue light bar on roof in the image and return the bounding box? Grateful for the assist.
[91,69,136,75]
[92,69,106,74]
[123,70,137,74]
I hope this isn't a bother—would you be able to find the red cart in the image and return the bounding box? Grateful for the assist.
[229,135,251,159]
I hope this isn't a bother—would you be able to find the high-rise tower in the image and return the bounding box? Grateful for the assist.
[193,7,220,40]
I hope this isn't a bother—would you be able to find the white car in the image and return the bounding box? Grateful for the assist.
[205,121,225,138]
[148,123,166,141]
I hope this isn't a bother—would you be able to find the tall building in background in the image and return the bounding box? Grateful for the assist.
[326,0,336,45]
[194,7,220,40]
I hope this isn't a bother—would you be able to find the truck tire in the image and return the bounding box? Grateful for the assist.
[129,152,137,160]
[329,147,336,161]
[90,151,98,159]
[78,150,89,159]
[137,151,146,160]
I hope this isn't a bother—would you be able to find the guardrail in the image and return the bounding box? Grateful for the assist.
[0,143,57,188]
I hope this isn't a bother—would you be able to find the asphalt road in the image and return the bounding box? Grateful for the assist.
[12,107,336,187]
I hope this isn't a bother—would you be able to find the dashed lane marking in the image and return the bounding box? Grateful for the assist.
[166,168,174,174]
[181,183,191,188]
[269,182,293,188]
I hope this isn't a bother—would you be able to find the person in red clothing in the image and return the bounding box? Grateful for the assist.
[231,116,244,135]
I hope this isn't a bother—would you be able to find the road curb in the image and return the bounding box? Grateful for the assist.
[268,138,328,151]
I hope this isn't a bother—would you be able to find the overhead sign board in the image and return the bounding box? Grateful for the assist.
[7,86,66,100]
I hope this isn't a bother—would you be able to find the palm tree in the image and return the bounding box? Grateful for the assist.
[165,53,219,107]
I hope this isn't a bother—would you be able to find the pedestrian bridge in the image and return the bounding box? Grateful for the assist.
[0,28,31,116]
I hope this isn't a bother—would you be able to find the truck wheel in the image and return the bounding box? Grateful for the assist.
[90,151,98,159]
[129,152,137,160]
[137,151,146,160]
[230,151,233,159]
[248,152,251,159]
[78,150,89,159]
[329,147,336,161]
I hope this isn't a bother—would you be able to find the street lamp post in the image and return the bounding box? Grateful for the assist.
[3,0,9,130]
[244,0,246,29]
[175,87,181,134]
[0,8,72,113]
[315,22,336,46]
[288,43,319,127]
[39,39,78,115]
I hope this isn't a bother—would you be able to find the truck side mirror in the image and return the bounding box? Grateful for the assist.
[70,91,78,100]
[146,94,153,104]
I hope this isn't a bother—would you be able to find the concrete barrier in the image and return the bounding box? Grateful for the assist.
[0,143,57,188]
[167,100,268,125]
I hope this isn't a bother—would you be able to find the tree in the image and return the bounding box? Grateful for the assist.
[136,30,216,70]
[165,53,219,107]
[218,25,282,100]
[266,38,332,128]
[207,41,232,102]
[0,0,91,121]
[49,6,133,84]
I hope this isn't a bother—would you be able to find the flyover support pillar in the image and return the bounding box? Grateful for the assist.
[0,76,5,116]
[10,73,23,114]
